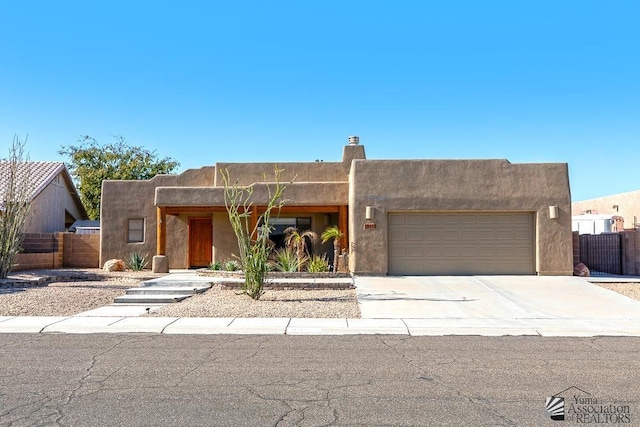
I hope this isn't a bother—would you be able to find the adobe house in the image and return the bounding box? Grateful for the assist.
[573,189,640,230]
[100,137,573,276]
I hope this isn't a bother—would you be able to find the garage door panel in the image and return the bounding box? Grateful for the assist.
[388,212,535,275]
[405,215,425,225]
[407,232,426,241]
[389,247,406,257]
[389,230,406,241]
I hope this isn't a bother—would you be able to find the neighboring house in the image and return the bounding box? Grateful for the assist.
[100,137,573,276]
[572,214,623,235]
[573,190,640,230]
[0,161,88,233]
[67,219,101,234]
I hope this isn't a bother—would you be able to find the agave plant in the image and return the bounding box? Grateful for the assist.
[126,252,149,271]
[321,226,343,273]
[283,227,318,272]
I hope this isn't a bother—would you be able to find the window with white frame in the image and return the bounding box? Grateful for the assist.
[127,218,145,243]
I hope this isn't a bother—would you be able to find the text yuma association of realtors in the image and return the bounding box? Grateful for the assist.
[566,396,631,424]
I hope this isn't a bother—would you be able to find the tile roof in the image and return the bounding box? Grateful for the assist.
[0,161,67,203]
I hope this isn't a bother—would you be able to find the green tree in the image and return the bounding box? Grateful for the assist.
[321,225,344,273]
[0,136,33,278]
[221,167,290,300]
[59,135,180,219]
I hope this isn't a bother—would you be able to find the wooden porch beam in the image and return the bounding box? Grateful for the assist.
[162,205,344,216]
[255,205,342,214]
[164,206,229,215]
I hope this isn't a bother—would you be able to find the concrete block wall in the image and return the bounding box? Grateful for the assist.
[572,231,580,265]
[11,232,100,272]
[621,231,640,276]
[14,253,60,271]
[63,234,100,268]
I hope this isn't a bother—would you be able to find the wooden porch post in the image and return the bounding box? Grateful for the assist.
[157,207,166,256]
[339,205,348,253]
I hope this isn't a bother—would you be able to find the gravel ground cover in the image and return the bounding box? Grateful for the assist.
[0,269,361,318]
[0,269,153,317]
[593,282,640,301]
[146,288,361,318]
[1,269,638,318]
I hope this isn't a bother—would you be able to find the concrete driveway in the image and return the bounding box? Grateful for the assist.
[354,275,640,335]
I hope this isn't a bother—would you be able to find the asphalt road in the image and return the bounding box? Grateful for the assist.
[1,334,639,426]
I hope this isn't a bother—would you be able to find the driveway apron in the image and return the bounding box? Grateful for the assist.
[354,275,640,320]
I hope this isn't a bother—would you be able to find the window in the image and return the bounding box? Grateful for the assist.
[267,217,311,249]
[128,218,145,243]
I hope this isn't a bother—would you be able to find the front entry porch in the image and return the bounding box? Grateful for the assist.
[154,205,348,271]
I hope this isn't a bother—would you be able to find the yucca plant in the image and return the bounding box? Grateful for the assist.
[126,252,149,271]
[307,254,329,273]
[272,247,305,272]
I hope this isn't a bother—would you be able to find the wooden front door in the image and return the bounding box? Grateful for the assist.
[188,218,212,268]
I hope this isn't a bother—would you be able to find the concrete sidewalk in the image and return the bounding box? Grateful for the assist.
[1,273,640,336]
[1,314,640,336]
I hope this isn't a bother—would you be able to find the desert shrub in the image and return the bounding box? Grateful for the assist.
[223,260,241,271]
[272,248,305,272]
[126,252,149,271]
[209,261,222,270]
[307,254,330,273]
[221,167,288,300]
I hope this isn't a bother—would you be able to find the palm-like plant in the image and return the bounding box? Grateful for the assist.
[321,226,344,273]
[283,227,318,272]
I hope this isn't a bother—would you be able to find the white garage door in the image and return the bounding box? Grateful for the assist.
[388,212,535,275]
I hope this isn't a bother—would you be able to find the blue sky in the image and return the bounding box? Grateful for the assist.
[1,1,638,201]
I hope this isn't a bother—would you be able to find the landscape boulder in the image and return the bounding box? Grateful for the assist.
[103,259,126,272]
[573,262,590,277]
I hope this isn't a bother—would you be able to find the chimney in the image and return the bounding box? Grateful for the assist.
[342,135,366,168]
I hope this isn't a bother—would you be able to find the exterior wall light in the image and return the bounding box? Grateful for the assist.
[365,206,374,221]
[549,205,559,219]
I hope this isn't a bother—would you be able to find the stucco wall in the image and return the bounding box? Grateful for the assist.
[212,213,238,262]
[100,167,217,268]
[213,162,348,187]
[348,159,573,275]
[572,190,640,230]
[100,175,172,265]
[155,182,349,207]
